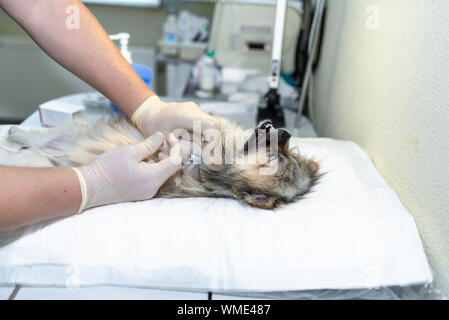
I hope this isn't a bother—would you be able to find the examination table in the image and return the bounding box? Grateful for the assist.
[0,93,436,300]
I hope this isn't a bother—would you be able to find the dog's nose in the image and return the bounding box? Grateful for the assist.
[257,120,274,130]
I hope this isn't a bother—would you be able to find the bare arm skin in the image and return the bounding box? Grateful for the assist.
[0,166,81,230]
[0,0,148,229]
[0,0,154,117]
[0,1,204,229]
[0,133,181,230]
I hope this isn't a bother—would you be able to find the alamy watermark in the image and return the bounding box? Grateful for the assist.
[65,5,80,30]
[169,121,281,176]
[365,4,380,30]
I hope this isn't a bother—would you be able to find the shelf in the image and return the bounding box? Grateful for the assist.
[82,0,161,7]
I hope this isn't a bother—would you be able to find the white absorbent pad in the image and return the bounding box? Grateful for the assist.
[0,138,432,291]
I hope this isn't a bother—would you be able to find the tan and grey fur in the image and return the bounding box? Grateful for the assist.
[2,116,320,209]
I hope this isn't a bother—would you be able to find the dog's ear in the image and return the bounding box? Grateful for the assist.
[301,158,320,177]
[232,189,277,209]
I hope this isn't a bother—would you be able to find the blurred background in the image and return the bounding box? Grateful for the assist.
[0,0,214,123]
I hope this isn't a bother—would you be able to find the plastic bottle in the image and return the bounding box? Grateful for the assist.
[163,7,178,43]
[200,50,216,92]
[110,33,132,63]
[109,33,153,113]
[109,33,153,89]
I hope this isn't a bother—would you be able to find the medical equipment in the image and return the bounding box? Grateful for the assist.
[256,0,288,128]
[177,10,209,43]
[257,0,327,128]
[208,0,327,129]
[158,10,209,59]
[207,0,310,128]
[208,0,302,73]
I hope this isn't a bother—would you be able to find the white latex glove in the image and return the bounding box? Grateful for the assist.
[157,138,202,163]
[72,132,181,212]
[131,96,217,137]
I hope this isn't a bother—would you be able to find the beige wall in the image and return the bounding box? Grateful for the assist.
[313,0,449,296]
[0,2,214,120]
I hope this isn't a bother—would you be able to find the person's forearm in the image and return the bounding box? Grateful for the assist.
[0,0,154,117]
[0,166,81,230]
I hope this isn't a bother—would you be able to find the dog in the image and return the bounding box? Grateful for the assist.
[2,116,320,209]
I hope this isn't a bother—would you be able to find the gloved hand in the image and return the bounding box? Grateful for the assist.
[157,138,202,163]
[131,96,217,137]
[72,132,182,213]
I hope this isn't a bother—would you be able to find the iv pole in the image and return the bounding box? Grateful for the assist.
[257,0,326,129]
[256,0,287,128]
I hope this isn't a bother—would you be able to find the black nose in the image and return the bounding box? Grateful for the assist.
[257,120,274,130]
[278,129,291,143]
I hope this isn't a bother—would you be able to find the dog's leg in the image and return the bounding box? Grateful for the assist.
[2,117,143,168]
[7,126,65,149]
[2,126,72,167]
[0,145,55,167]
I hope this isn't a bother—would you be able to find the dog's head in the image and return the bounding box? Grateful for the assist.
[186,119,320,209]
[163,119,320,209]
[228,120,320,209]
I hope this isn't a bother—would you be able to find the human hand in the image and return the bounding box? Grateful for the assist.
[131,96,217,137]
[73,132,182,212]
[157,138,202,163]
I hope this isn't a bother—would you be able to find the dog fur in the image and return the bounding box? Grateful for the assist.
[2,116,320,209]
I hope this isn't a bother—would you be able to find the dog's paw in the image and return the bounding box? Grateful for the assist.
[7,126,33,147]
